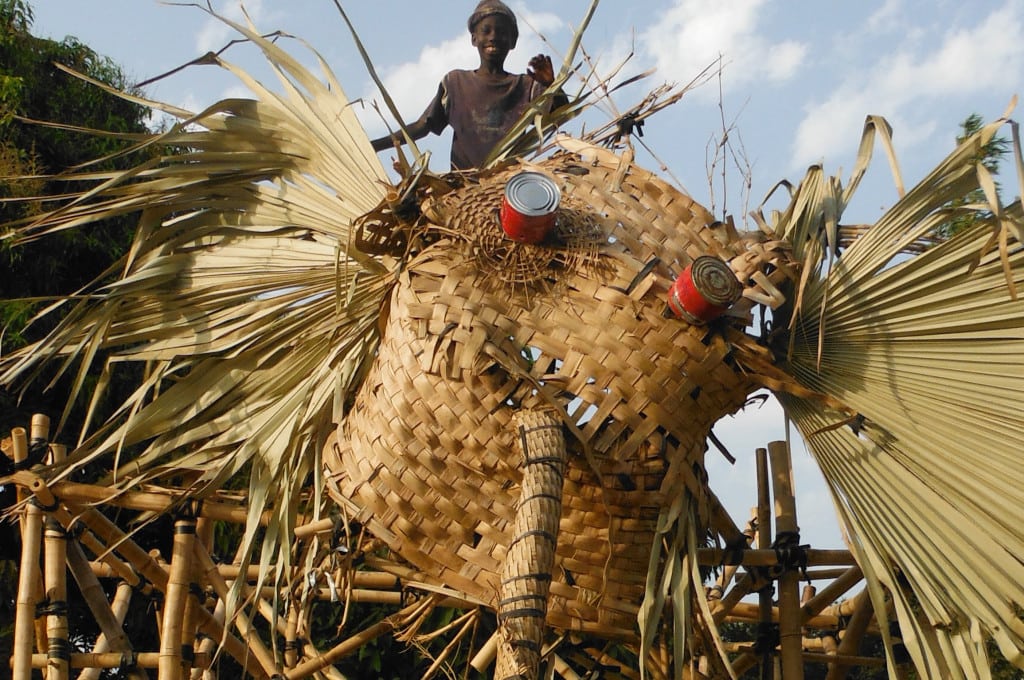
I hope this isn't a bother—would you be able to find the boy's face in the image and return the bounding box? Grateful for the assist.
[471,15,515,65]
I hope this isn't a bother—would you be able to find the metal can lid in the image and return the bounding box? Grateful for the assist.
[504,171,560,217]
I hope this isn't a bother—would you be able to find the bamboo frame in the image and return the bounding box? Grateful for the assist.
[4,415,902,679]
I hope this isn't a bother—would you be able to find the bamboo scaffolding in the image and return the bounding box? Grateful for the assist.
[5,415,899,680]
[192,541,281,677]
[60,501,269,679]
[825,589,875,680]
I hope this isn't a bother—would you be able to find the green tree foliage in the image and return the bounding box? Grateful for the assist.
[0,0,150,430]
[0,0,153,664]
[935,113,1011,239]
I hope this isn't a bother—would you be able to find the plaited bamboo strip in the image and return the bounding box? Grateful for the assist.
[495,409,566,680]
[328,152,772,645]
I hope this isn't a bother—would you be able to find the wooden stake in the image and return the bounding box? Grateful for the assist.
[768,440,803,680]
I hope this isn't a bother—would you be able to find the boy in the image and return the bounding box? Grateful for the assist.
[371,0,563,170]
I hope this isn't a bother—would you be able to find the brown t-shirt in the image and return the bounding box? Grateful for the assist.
[420,69,546,170]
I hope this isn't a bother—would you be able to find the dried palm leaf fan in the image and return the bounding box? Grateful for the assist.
[3,1,1024,678]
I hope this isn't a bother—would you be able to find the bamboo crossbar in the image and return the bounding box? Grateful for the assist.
[24,652,210,670]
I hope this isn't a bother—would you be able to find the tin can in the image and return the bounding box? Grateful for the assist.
[668,256,742,324]
[500,171,561,243]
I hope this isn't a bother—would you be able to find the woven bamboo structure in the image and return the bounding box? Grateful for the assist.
[2,4,1024,679]
[324,148,797,666]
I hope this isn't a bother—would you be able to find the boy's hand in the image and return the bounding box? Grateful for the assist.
[528,54,555,86]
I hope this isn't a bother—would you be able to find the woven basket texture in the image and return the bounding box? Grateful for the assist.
[325,147,778,640]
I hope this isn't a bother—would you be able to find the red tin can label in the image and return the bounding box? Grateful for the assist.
[500,171,561,243]
[668,256,742,323]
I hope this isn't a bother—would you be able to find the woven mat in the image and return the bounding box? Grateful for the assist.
[325,146,790,639]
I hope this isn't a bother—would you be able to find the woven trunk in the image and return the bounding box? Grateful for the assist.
[325,148,778,642]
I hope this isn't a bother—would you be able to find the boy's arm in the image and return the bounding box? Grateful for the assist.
[371,82,447,152]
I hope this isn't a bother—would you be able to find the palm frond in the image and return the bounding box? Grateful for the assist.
[1,6,390,586]
[763,110,1024,674]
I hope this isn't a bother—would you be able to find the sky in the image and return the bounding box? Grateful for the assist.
[28,0,1024,552]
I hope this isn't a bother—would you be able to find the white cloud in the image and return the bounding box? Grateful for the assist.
[640,0,808,94]
[792,0,1024,169]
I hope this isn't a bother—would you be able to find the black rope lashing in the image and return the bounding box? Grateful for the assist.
[47,637,73,662]
[771,530,809,581]
[35,598,69,618]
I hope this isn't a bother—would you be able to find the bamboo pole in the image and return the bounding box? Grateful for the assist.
[160,516,197,680]
[282,600,426,680]
[26,652,212,670]
[470,632,499,673]
[696,548,854,567]
[180,517,212,678]
[825,589,874,680]
[285,602,300,669]
[768,440,803,680]
[12,426,42,680]
[757,447,774,680]
[800,567,863,621]
[78,581,136,680]
[191,541,281,677]
[709,510,756,601]
[43,442,70,680]
[43,480,262,523]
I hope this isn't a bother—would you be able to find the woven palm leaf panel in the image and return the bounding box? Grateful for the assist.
[325,147,785,640]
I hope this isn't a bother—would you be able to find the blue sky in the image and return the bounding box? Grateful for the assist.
[29,0,1024,550]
